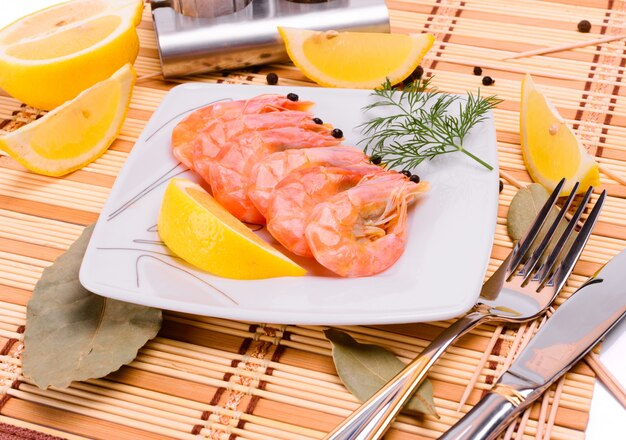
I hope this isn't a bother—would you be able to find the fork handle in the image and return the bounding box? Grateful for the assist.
[324,311,488,440]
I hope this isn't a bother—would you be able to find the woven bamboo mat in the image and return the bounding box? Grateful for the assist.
[0,0,625,438]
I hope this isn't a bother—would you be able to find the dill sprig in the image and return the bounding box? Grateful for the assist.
[359,77,502,171]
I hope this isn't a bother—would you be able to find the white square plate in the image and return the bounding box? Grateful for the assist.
[80,83,498,325]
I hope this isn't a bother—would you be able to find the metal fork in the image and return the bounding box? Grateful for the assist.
[324,178,606,440]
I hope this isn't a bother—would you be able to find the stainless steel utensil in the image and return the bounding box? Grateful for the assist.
[150,0,390,77]
[324,179,606,440]
[441,247,626,440]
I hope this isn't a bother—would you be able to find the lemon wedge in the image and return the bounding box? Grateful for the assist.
[0,0,143,110]
[158,178,306,280]
[0,63,135,177]
[278,27,434,89]
[520,73,600,195]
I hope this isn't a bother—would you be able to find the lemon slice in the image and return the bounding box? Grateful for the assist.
[0,0,143,110]
[520,73,600,195]
[0,63,135,177]
[158,178,306,280]
[278,27,434,88]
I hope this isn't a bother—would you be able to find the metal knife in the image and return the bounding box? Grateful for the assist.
[440,248,626,440]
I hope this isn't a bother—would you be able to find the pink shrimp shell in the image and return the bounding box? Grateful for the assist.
[248,146,370,217]
[170,94,313,169]
[206,124,342,224]
[304,174,429,277]
[266,164,383,257]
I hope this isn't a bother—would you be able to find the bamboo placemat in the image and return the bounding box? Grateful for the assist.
[0,0,625,438]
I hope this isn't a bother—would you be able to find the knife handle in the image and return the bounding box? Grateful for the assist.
[439,373,537,440]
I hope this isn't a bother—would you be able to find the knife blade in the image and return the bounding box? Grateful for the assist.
[440,248,626,440]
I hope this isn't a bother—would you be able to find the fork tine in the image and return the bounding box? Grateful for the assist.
[506,178,565,275]
[534,185,594,284]
[519,181,580,283]
[548,189,607,290]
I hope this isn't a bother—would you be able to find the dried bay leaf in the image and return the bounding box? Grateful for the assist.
[23,224,162,389]
[507,183,550,242]
[324,328,438,417]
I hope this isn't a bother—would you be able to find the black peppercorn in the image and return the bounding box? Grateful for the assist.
[482,76,494,86]
[287,93,299,101]
[473,66,483,76]
[331,128,343,139]
[577,20,591,33]
[499,179,504,193]
[312,117,323,125]
[370,155,382,165]
[404,66,424,85]
[414,65,424,80]
[409,174,421,183]
[266,72,278,85]
[401,169,412,178]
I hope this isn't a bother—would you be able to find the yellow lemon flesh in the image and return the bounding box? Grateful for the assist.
[0,63,135,176]
[278,27,434,88]
[0,0,143,110]
[158,178,306,280]
[520,73,599,195]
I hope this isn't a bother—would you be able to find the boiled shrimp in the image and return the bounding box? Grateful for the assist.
[208,124,342,224]
[248,146,370,217]
[195,110,324,162]
[266,164,383,257]
[305,173,429,277]
[193,111,332,189]
[171,94,312,169]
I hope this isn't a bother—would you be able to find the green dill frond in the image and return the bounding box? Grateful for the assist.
[359,77,502,171]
